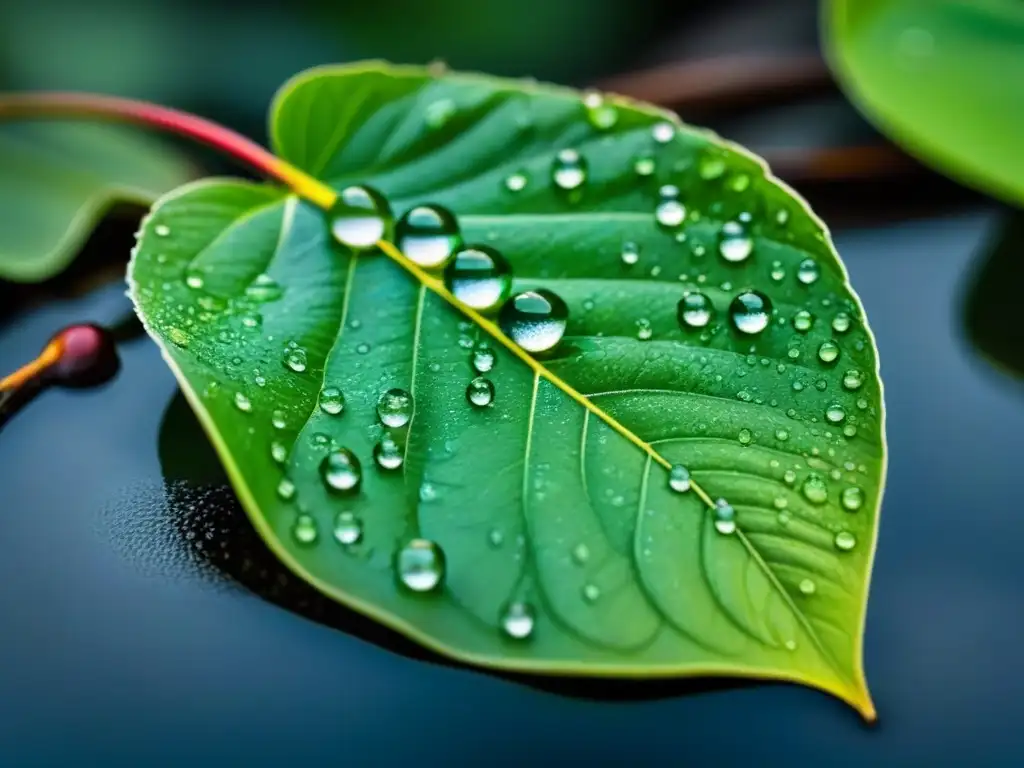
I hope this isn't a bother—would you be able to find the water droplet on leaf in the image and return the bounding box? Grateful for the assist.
[397,539,446,592]
[466,376,495,407]
[499,289,568,353]
[730,290,772,335]
[443,245,512,312]
[329,185,392,250]
[333,511,362,546]
[395,204,462,268]
[319,387,345,416]
[714,499,736,535]
[718,220,753,263]
[320,448,362,494]
[678,292,713,329]
[668,464,691,493]
[552,149,587,191]
[377,388,413,428]
[500,600,536,639]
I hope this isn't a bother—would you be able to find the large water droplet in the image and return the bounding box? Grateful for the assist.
[283,347,307,373]
[395,204,462,268]
[651,121,676,143]
[466,376,495,407]
[373,434,404,470]
[472,344,496,373]
[832,312,852,333]
[714,499,736,535]
[319,386,345,416]
[552,149,587,191]
[825,404,846,424]
[320,448,362,494]
[329,185,392,250]
[678,292,713,329]
[292,514,318,545]
[396,539,446,592]
[620,241,640,266]
[668,464,691,493]
[797,258,820,285]
[500,600,536,640]
[834,531,857,551]
[333,511,362,546]
[729,290,772,335]
[655,185,686,228]
[718,220,753,263]
[499,289,568,353]
[818,340,840,364]
[841,486,864,511]
[443,245,513,312]
[233,392,252,413]
[583,91,618,130]
[377,388,413,428]
[842,369,865,391]
[801,473,828,505]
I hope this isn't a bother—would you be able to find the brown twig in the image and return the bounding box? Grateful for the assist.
[598,54,832,114]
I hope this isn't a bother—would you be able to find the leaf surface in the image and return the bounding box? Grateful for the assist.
[824,0,1024,205]
[0,123,195,282]
[129,62,884,717]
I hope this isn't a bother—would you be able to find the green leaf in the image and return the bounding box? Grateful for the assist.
[128,62,884,718]
[824,0,1024,205]
[0,122,195,282]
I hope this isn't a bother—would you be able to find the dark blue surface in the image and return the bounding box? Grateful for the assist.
[1,209,1022,766]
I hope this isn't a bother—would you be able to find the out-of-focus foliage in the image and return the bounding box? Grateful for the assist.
[824,0,1024,206]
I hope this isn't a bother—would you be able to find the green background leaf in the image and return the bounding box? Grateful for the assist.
[129,62,884,717]
[823,0,1024,206]
[0,122,195,282]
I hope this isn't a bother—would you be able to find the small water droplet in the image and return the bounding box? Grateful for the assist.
[699,155,726,180]
[738,428,752,445]
[818,341,840,364]
[377,388,413,428]
[291,513,318,545]
[651,121,676,144]
[233,392,252,412]
[552,149,587,191]
[397,539,446,592]
[582,583,601,602]
[633,153,656,176]
[419,482,438,503]
[583,91,618,130]
[714,499,736,535]
[443,245,513,312]
[730,291,772,335]
[825,404,846,424]
[154,224,171,237]
[620,241,640,266]
[784,469,797,485]
[775,428,789,441]
[373,433,404,470]
[395,204,462,268]
[718,220,753,263]
[504,172,527,192]
[842,486,864,511]
[332,511,362,545]
[655,184,686,228]
[472,344,496,373]
[668,464,691,493]
[185,268,205,290]
[834,531,857,552]
[775,209,790,226]
[246,273,282,302]
[319,387,345,416]
[793,310,813,333]
[832,312,852,333]
[635,318,653,341]
[270,441,288,464]
[283,347,307,373]
[770,261,786,282]
[500,600,536,639]
[329,185,392,250]
[320,448,362,494]
[799,578,817,596]
[842,369,865,391]
[277,477,296,501]
[797,258,820,285]
[801,473,828,505]
[572,542,591,565]
[499,289,568,353]
[271,410,287,430]
[678,292,713,329]
[466,376,495,407]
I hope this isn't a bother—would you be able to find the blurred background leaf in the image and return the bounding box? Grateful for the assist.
[0,124,195,282]
[823,0,1024,207]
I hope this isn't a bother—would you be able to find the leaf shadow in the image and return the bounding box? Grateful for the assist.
[156,392,759,705]
[962,209,1024,382]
